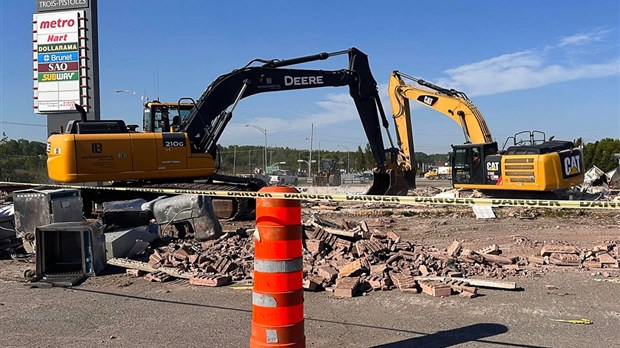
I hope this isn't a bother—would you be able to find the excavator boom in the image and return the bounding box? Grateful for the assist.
[389,71,493,144]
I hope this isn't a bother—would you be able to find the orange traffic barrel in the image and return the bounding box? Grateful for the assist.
[250,186,305,348]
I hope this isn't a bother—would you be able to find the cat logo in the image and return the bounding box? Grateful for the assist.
[486,161,500,172]
[417,95,438,106]
[563,153,582,177]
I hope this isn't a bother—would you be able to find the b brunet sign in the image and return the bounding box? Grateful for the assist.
[36,0,89,12]
[33,10,85,113]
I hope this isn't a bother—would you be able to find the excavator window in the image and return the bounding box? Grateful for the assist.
[143,103,193,133]
[452,143,498,185]
[452,147,472,183]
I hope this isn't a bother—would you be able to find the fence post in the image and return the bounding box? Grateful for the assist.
[250,186,305,347]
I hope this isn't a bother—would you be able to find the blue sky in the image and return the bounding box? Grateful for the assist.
[1,1,618,154]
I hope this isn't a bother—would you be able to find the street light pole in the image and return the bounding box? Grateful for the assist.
[115,89,148,127]
[115,89,148,105]
[245,124,267,173]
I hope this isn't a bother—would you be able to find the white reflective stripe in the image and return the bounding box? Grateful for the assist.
[254,258,302,273]
[266,329,279,343]
[252,292,277,307]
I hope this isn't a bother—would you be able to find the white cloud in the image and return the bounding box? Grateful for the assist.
[558,28,611,47]
[433,30,619,97]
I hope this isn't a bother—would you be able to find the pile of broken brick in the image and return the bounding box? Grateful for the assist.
[528,244,620,269]
[132,215,619,299]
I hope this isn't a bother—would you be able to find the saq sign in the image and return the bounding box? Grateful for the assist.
[34,10,82,112]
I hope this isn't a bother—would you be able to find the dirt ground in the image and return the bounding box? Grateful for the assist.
[1,200,619,347]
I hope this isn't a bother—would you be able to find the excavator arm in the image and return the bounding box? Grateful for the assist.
[389,71,493,144]
[182,48,389,170]
[178,48,413,195]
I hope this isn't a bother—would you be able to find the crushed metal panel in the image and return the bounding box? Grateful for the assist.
[152,195,222,241]
[13,189,83,235]
[104,225,157,260]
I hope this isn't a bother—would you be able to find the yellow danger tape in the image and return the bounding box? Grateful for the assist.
[1,181,618,210]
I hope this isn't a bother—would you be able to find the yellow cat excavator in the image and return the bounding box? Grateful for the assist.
[388,70,584,193]
[46,48,414,219]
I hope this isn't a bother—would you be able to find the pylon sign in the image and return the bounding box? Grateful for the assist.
[33,10,85,113]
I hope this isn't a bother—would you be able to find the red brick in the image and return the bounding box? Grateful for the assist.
[549,253,581,266]
[582,260,602,268]
[540,245,577,256]
[338,259,363,278]
[370,263,387,277]
[303,274,323,291]
[528,255,546,265]
[386,231,401,243]
[189,274,230,287]
[597,252,618,267]
[390,272,417,291]
[459,291,478,299]
[419,281,452,297]
[334,277,360,297]
[148,253,163,266]
[172,249,189,261]
[478,244,501,255]
[447,241,462,257]
[214,257,238,274]
[126,269,145,277]
[419,265,429,276]
[317,266,339,283]
[305,240,324,255]
[480,253,514,265]
[144,272,172,282]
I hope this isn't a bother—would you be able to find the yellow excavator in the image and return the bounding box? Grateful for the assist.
[388,70,584,193]
[46,48,414,219]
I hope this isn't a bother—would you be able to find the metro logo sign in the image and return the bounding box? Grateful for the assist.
[37,12,78,34]
[39,18,76,29]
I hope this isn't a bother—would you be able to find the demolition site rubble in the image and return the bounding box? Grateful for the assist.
[121,214,619,299]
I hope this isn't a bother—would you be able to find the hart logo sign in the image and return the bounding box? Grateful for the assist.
[34,10,83,112]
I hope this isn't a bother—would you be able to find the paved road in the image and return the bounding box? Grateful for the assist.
[1,269,617,347]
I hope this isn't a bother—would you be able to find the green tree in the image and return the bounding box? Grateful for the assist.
[0,133,47,182]
[582,138,620,172]
[355,146,365,172]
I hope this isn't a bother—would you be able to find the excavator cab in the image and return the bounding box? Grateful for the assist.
[143,101,194,132]
[451,142,499,185]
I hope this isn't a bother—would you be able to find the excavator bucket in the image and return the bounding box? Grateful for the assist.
[366,169,411,196]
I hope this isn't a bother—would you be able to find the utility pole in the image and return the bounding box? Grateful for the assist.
[233,145,237,175]
[309,123,314,177]
[317,141,321,172]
